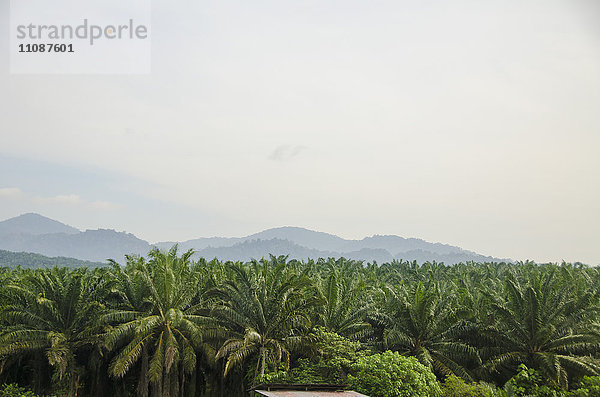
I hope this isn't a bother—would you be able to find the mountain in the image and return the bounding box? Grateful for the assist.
[0,249,104,269]
[0,213,507,264]
[194,239,395,264]
[154,227,347,252]
[191,236,500,264]
[0,214,150,262]
[154,236,241,252]
[197,238,337,262]
[347,235,464,256]
[171,227,503,263]
[0,229,150,263]
[246,227,348,252]
[395,249,500,264]
[0,213,79,236]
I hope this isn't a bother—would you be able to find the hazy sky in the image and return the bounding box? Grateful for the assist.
[1,0,599,264]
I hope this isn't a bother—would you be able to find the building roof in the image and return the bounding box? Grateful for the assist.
[254,391,368,397]
[251,384,369,397]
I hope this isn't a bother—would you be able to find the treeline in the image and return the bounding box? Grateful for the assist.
[0,249,104,269]
[1,247,600,397]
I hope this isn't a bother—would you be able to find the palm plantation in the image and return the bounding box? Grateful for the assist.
[1,251,600,396]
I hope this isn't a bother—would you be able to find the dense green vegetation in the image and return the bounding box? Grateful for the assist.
[1,248,600,396]
[0,249,105,269]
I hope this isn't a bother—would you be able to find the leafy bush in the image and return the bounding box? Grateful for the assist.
[265,327,365,384]
[503,365,562,397]
[269,331,443,397]
[566,376,600,397]
[0,384,43,397]
[442,374,494,397]
[348,351,442,397]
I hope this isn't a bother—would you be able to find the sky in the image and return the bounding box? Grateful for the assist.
[0,0,599,264]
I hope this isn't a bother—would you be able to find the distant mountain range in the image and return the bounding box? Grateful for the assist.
[0,214,149,263]
[0,213,507,264]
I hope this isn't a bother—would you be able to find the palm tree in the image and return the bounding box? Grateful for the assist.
[314,263,372,339]
[212,257,318,384]
[103,246,210,397]
[0,267,106,396]
[483,270,600,389]
[370,281,480,380]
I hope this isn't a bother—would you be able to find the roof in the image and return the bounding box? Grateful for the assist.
[251,384,369,397]
[254,391,368,397]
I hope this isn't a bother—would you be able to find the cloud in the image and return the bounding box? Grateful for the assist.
[0,187,25,198]
[89,200,121,211]
[36,194,84,205]
[268,145,307,162]
[1,187,120,211]
[34,194,122,210]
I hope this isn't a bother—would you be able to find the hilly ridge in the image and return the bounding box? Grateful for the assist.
[0,249,104,269]
[0,213,79,236]
[0,213,507,264]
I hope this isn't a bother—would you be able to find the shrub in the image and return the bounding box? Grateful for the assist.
[348,351,442,397]
[567,376,600,397]
[0,384,42,397]
[442,374,494,397]
[265,327,365,384]
[503,365,562,397]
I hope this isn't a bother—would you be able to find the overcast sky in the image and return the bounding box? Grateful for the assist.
[1,0,599,264]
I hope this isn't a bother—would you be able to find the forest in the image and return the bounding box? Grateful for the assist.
[0,247,599,397]
[0,250,104,269]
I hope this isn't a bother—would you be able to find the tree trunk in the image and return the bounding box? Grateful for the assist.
[152,366,163,397]
[219,361,224,397]
[138,345,149,397]
[163,370,170,397]
[170,367,179,397]
[74,374,80,397]
[33,353,44,395]
[179,364,185,397]
[254,352,261,384]
[151,381,161,397]
[260,347,266,379]
[186,366,196,397]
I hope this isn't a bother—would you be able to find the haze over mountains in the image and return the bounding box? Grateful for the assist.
[0,213,506,264]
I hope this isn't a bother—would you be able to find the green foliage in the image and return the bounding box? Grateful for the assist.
[314,262,372,338]
[102,247,208,397]
[373,282,479,380]
[348,351,442,397]
[566,376,600,397]
[0,267,107,396]
[1,253,600,396]
[310,325,364,359]
[483,271,600,389]
[442,375,494,397]
[213,256,319,382]
[0,384,46,397]
[266,327,365,384]
[0,250,104,269]
[503,365,562,397]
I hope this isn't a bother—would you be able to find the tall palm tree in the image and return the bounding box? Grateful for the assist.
[212,257,318,383]
[483,271,600,389]
[0,267,106,397]
[370,281,480,380]
[314,264,372,339]
[103,246,210,397]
